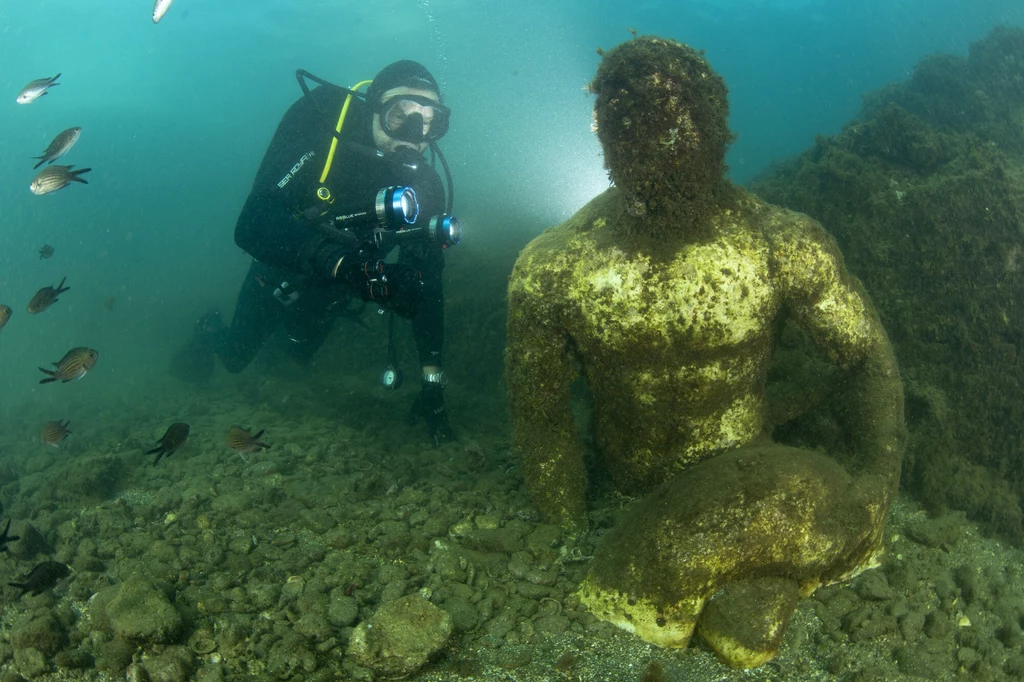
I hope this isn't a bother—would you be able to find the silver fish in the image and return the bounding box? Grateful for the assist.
[17,74,61,104]
[33,127,81,169]
[153,0,173,23]
[30,165,91,196]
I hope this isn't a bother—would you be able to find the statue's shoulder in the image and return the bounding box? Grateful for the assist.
[563,188,619,232]
[742,190,834,250]
[744,191,847,295]
[518,189,617,263]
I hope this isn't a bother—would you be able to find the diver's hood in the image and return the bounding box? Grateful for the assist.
[296,69,454,214]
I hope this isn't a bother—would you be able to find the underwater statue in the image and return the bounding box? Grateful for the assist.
[505,36,906,667]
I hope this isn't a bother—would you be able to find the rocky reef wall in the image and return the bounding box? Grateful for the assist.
[753,26,1024,541]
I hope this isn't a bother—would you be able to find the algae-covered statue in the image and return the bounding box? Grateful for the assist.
[505,36,906,668]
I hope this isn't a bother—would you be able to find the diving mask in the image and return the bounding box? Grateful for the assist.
[379,94,450,143]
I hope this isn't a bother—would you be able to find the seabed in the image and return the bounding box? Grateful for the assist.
[0,367,1020,682]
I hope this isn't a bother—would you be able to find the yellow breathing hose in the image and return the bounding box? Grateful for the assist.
[319,79,373,184]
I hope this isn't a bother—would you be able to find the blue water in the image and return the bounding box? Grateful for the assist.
[0,0,1020,416]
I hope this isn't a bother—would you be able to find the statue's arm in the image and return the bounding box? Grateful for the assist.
[505,247,587,531]
[769,215,906,485]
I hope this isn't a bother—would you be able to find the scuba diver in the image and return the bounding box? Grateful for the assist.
[181,60,457,445]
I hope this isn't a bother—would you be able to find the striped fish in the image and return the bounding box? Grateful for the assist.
[0,305,11,332]
[30,165,91,196]
[40,419,72,447]
[38,347,99,383]
[226,425,271,462]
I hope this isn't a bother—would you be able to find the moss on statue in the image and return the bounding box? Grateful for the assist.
[695,577,803,669]
[589,36,736,240]
[507,35,905,667]
[577,443,894,667]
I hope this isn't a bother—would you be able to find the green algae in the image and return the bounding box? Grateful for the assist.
[506,35,904,668]
[754,25,1024,543]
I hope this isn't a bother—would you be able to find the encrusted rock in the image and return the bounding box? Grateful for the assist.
[9,521,49,560]
[10,613,67,656]
[346,594,453,677]
[140,646,193,682]
[106,578,184,644]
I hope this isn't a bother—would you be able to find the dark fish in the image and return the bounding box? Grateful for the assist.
[39,347,99,384]
[226,425,271,462]
[8,560,70,596]
[30,165,91,196]
[17,73,60,104]
[147,422,190,465]
[41,419,72,447]
[38,244,54,259]
[28,276,70,314]
[0,305,11,332]
[33,127,81,169]
[0,519,20,553]
[103,295,117,312]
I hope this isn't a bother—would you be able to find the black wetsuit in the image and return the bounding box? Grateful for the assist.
[216,84,447,373]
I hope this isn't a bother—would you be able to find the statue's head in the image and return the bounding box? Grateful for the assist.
[591,36,734,235]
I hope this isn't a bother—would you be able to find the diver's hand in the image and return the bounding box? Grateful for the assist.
[337,258,422,317]
[381,263,423,318]
[335,255,378,290]
[407,382,454,447]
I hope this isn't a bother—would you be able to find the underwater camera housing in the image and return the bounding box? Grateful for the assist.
[334,186,461,250]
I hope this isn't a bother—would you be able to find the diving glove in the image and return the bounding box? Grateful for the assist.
[408,381,454,447]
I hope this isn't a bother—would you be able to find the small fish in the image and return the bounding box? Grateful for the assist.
[40,419,72,447]
[147,422,190,465]
[38,244,54,259]
[0,519,21,553]
[30,165,91,196]
[33,127,82,169]
[0,305,11,332]
[226,425,271,462]
[8,560,70,597]
[28,276,70,314]
[39,347,99,384]
[153,0,174,23]
[16,73,60,104]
